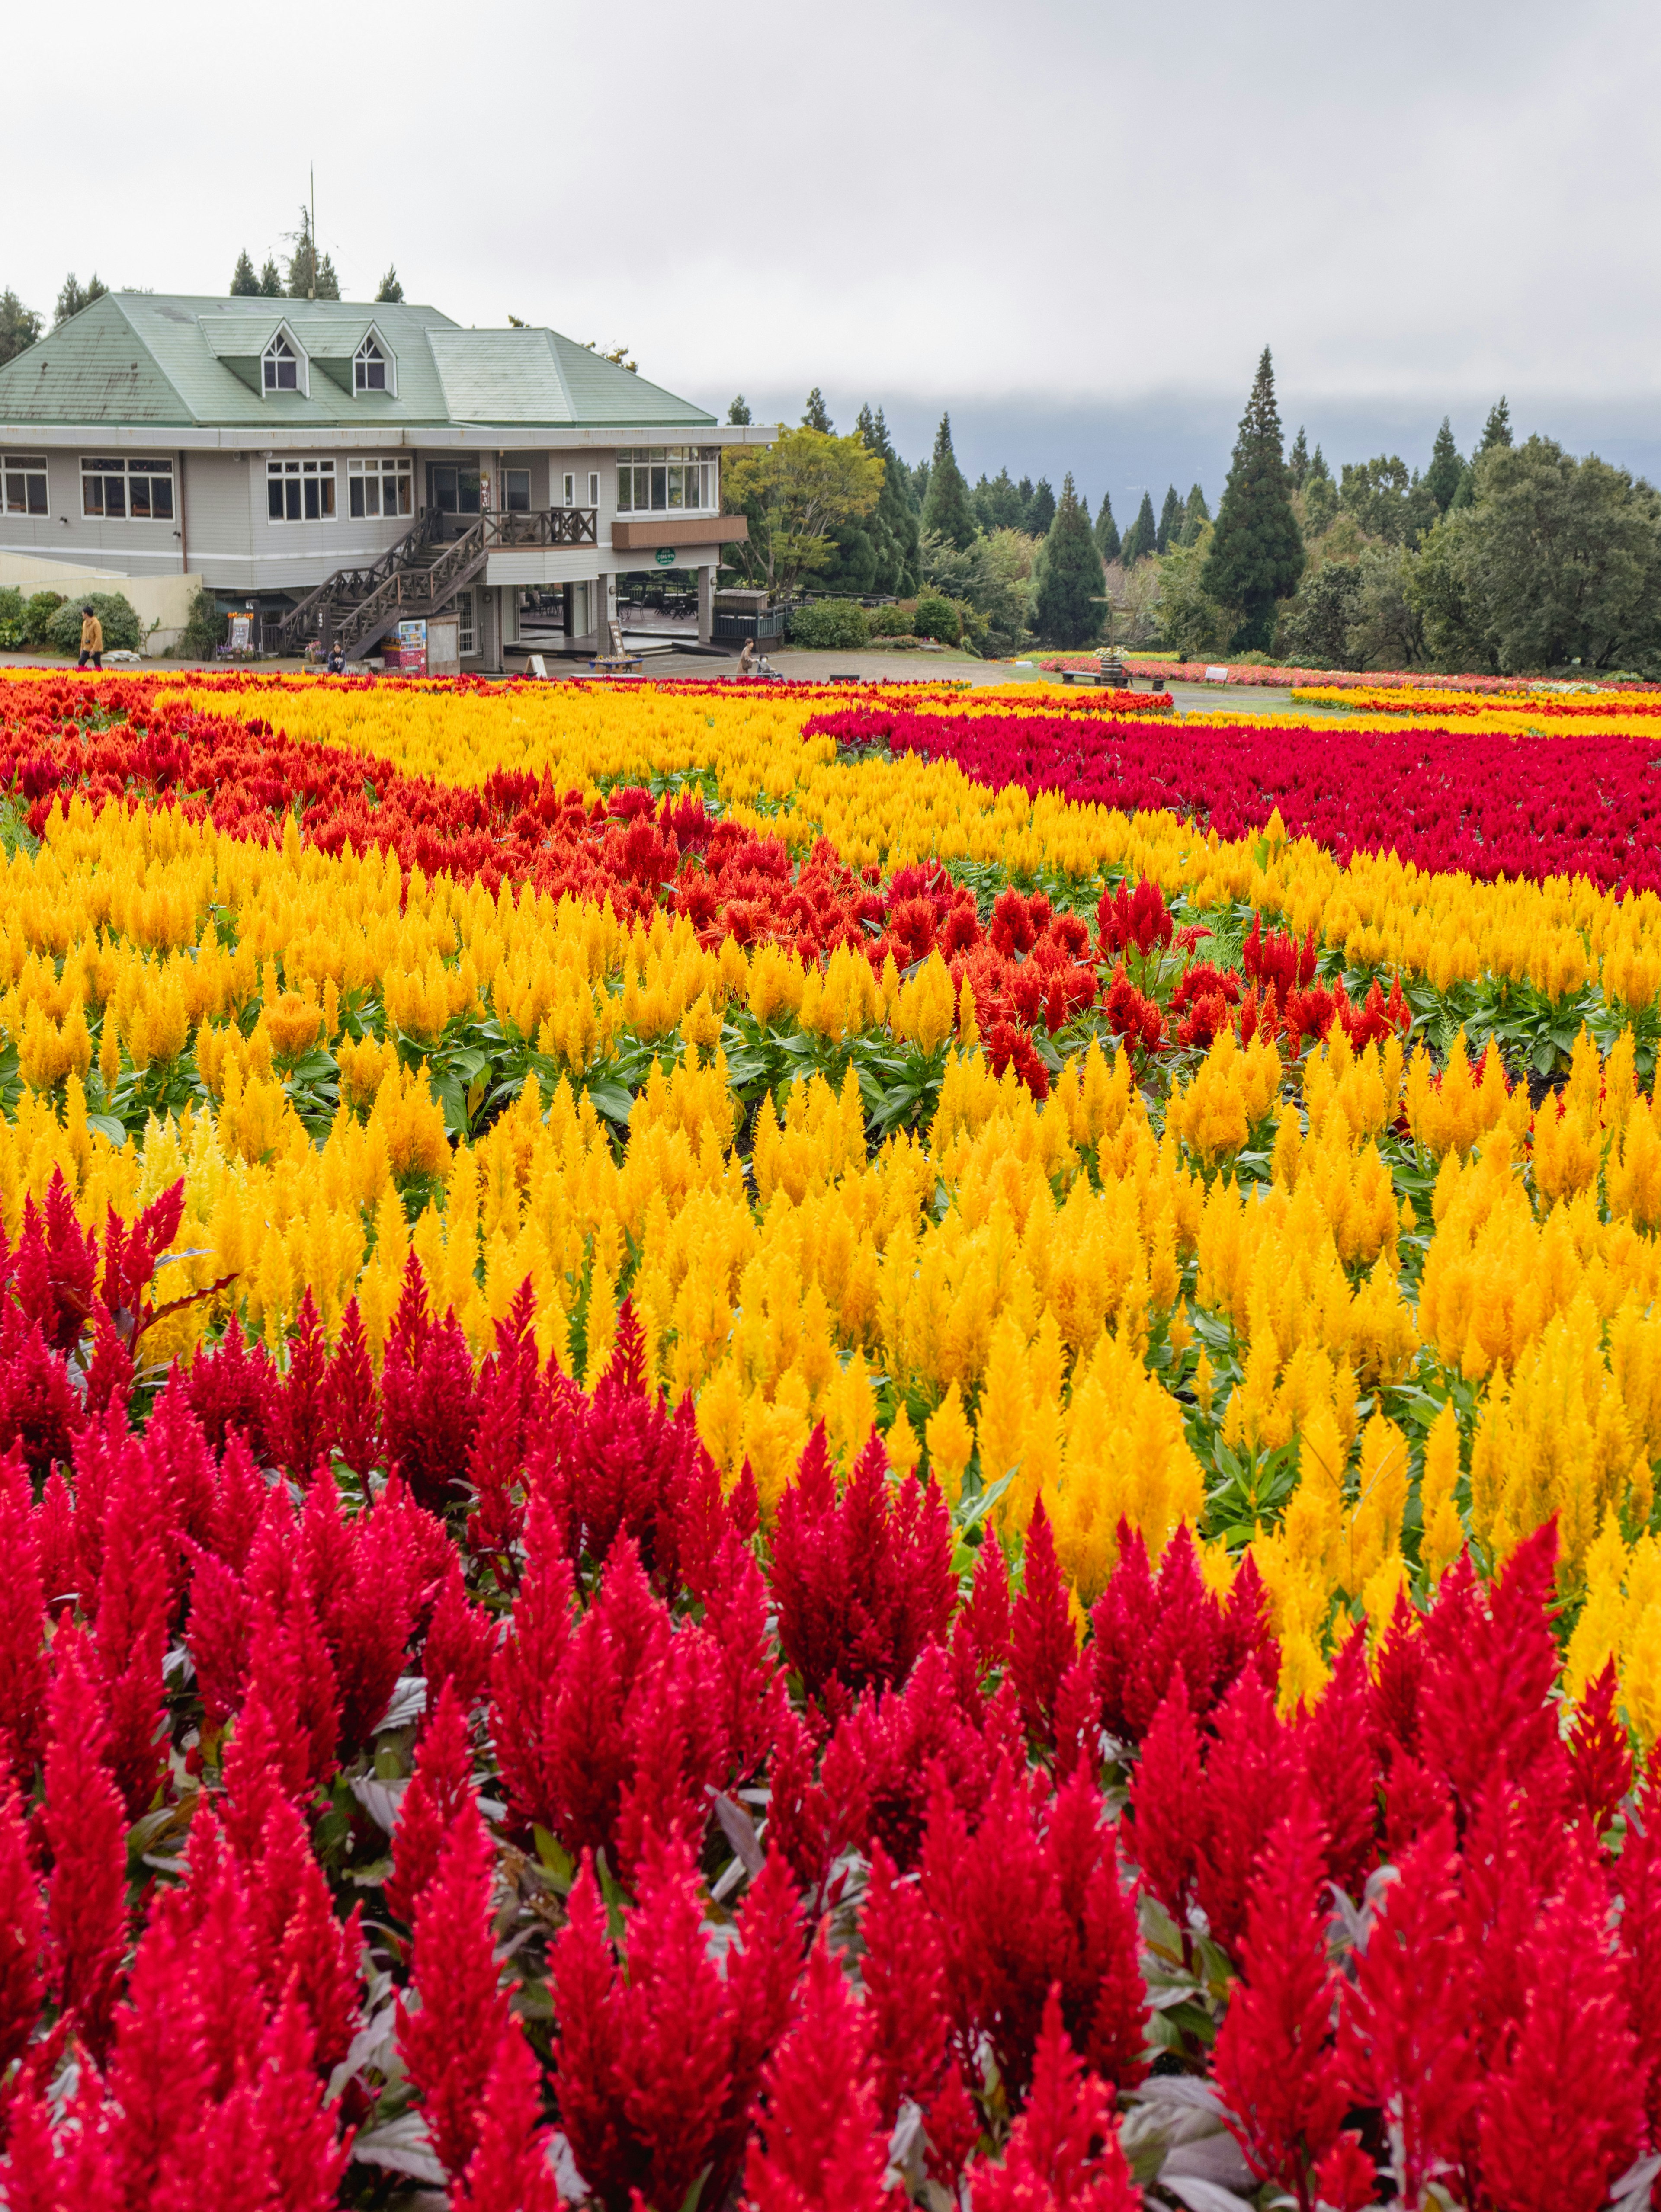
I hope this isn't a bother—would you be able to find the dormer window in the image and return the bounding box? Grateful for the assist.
[263,334,299,392]
[354,336,388,392]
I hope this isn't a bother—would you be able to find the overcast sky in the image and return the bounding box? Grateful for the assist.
[7,0,1660,509]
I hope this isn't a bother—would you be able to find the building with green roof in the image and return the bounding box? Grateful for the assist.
[0,292,764,665]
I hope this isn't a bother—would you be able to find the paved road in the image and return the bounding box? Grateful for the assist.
[0,645,1350,718]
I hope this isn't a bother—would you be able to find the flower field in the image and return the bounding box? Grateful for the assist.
[0,665,1658,2212]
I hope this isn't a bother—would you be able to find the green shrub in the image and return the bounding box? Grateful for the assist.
[0,587,22,649]
[20,592,66,647]
[787,598,871,649]
[174,585,224,659]
[913,593,961,646]
[870,605,915,637]
[46,591,141,657]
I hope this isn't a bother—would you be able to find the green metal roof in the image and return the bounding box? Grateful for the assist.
[0,293,717,432]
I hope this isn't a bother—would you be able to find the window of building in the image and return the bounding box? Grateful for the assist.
[354,336,388,392]
[347,457,413,519]
[456,589,476,656]
[615,447,717,514]
[503,467,531,513]
[81,455,174,521]
[559,470,600,508]
[430,465,481,517]
[1,455,48,516]
[263,334,300,392]
[266,458,337,522]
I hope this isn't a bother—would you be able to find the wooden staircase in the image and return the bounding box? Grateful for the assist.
[276,512,487,662]
[276,505,602,663]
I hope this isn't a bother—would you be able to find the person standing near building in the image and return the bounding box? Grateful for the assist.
[77,605,103,669]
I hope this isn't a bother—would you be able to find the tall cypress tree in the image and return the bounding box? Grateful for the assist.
[1479,397,1513,451]
[1202,347,1304,649]
[1025,477,1056,536]
[802,388,832,432]
[1288,426,1310,488]
[856,404,922,594]
[1155,485,1183,554]
[229,250,261,297]
[920,413,978,551]
[1031,474,1104,647]
[728,396,752,426]
[1093,493,1120,563]
[1120,491,1158,567]
[1425,417,1463,511]
[1180,483,1211,544]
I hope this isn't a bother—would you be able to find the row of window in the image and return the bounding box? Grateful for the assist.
[266,457,415,523]
[261,333,389,395]
[2,453,716,525]
[616,446,719,515]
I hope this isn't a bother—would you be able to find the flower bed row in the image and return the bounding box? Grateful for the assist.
[0,1205,1654,2211]
[806,700,1661,895]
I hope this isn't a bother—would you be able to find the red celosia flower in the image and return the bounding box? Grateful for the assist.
[264,1287,334,1483]
[530,1300,728,1600]
[1477,1861,1644,2212]
[1616,1780,1661,2143]
[1125,1671,1207,1937]
[1193,1669,1298,1961]
[0,1447,48,1786]
[249,1797,363,2072]
[744,1933,898,2212]
[1294,1632,1380,1897]
[771,1425,954,1716]
[969,1985,1141,2212]
[1092,1524,1275,1746]
[325,1299,380,1479]
[861,1837,955,2127]
[0,1784,43,2077]
[1340,1819,1480,2208]
[253,1991,353,2212]
[398,1797,505,2182]
[380,1255,481,1515]
[42,1626,127,2062]
[1567,1660,1632,1840]
[456,2018,558,2212]
[422,1556,498,1722]
[1212,1799,1351,2212]
[1010,1502,1077,1752]
[91,1445,171,1820]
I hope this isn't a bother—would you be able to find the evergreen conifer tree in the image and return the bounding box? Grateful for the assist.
[1425,417,1462,511]
[285,209,340,300]
[1093,493,1120,562]
[1031,474,1104,647]
[920,414,978,551]
[854,405,922,593]
[1025,477,1056,536]
[1016,475,1035,513]
[1120,491,1158,567]
[728,396,751,426]
[802,388,833,432]
[229,251,261,297]
[54,274,106,327]
[258,258,283,297]
[1202,346,1305,648]
[1155,485,1183,554]
[376,266,405,304]
[1480,397,1513,452]
[1180,483,1211,544]
[1288,426,1310,488]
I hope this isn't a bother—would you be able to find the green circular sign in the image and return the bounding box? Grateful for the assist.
[654,547,677,567]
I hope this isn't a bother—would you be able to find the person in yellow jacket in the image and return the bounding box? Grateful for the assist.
[77,605,103,669]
